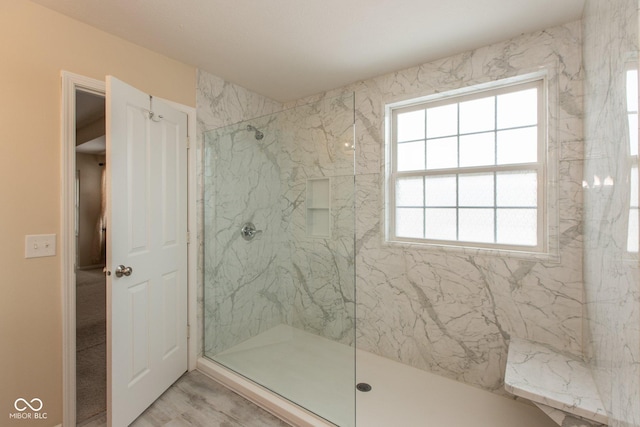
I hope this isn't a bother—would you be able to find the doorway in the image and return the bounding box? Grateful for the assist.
[74,90,107,425]
[61,71,198,427]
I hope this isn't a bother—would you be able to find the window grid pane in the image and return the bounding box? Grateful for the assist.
[459,132,496,167]
[396,208,425,239]
[497,208,537,246]
[459,208,494,243]
[426,137,458,169]
[427,104,458,138]
[397,109,426,142]
[396,177,425,207]
[496,171,538,207]
[497,127,538,164]
[425,175,457,206]
[459,173,495,207]
[459,97,495,134]
[397,140,426,171]
[497,88,538,129]
[425,208,457,240]
[391,78,544,249]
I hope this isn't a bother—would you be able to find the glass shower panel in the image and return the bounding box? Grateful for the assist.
[203,94,356,427]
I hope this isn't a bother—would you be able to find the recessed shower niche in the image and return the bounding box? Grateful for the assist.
[306,178,331,238]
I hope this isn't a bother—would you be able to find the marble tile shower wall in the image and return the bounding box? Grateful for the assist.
[203,113,291,355]
[277,96,356,345]
[197,70,283,355]
[286,21,585,393]
[199,73,356,354]
[582,0,640,426]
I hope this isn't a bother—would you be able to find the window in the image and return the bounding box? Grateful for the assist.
[387,77,546,252]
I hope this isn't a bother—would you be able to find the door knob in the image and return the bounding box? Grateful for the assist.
[115,265,133,277]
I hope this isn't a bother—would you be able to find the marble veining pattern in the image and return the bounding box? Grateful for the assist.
[278,96,356,344]
[201,91,357,356]
[196,70,283,356]
[505,337,607,424]
[203,114,289,354]
[582,1,640,426]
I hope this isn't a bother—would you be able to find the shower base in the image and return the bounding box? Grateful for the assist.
[198,325,557,427]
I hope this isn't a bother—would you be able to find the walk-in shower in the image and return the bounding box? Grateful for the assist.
[203,94,356,426]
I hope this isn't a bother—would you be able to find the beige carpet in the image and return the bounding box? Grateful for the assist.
[76,267,106,424]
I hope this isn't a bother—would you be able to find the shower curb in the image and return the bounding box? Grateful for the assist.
[196,357,334,427]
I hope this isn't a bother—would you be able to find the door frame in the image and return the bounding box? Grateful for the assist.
[60,71,198,426]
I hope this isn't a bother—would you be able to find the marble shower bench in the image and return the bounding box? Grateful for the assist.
[505,338,608,427]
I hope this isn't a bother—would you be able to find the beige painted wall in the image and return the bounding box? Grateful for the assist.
[0,1,196,425]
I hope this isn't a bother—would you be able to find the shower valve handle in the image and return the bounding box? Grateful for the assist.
[241,222,263,241]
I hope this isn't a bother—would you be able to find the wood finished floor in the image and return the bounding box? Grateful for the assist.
[78,370,291,427]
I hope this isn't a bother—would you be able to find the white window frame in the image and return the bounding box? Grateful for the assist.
[385,74,548,253]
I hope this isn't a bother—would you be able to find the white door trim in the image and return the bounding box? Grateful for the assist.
[61,71,104,427]
[60,71,198,427]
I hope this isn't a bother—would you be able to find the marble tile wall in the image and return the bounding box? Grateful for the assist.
[286,21,585,394]
[203,113,290,355]
[196,70,282,355]
[200,80,357,354]
[278,95,356,345]
[582,1,640,426]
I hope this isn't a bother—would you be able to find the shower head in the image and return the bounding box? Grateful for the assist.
[246,124,264,140]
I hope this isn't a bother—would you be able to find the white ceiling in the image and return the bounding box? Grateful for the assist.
[31,0,585,102]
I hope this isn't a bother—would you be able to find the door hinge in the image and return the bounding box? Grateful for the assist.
[187,324,190,339]
[186,136,191,149]
[186,232,190,244]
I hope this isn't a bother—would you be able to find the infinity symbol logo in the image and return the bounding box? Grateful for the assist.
[14,398,43,412]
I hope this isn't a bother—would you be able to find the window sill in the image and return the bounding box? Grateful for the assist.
[384,238,560,262]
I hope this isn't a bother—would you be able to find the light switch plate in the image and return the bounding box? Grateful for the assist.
[25,234,56,258]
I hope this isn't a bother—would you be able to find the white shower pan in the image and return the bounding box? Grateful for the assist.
[197,325,557,427]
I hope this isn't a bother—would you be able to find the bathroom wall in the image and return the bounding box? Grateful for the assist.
[197,69,283,355]
[286,21,585,393]
[582,1,640,426]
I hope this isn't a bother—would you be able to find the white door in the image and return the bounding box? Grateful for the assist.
[106,76,188,426]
